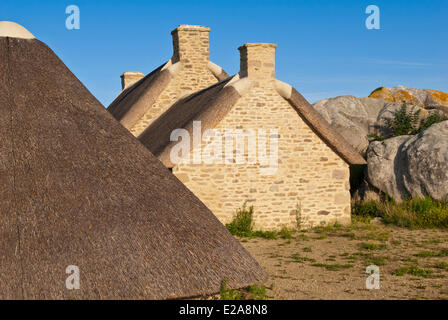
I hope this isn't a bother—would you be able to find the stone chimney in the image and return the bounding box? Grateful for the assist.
[171,25,210,67]
[120,72,144,90]
[238,43,277,82]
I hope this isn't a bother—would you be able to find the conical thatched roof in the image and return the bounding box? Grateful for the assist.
[0,22,267,299]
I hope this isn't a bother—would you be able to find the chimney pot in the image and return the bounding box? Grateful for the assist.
[238,43,277,81]
[120,72,144,90]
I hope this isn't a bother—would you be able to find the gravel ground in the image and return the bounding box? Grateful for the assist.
[240,222,448,300]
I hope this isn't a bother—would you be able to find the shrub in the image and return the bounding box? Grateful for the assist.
[387,103,421,137]
[418,112,447,133]
[368,103,447,141]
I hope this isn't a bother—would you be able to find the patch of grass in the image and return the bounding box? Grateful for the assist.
[356,230,390,242]
[296,233,309,241]
[220,281,267,300]
[252,230,278,240]
[278,227,295,239]
[423,238,442,244]
[311,263,354,271]
[353,197,448,229]
[220,280,243,300]
[393,266,434,278]
[341,232,356,240]
[303,247,312,253]
[370,87,384,95]
[433,262,448,270]
[366,255,389,266]
[290,253,316,263]
[359,242,387,251]
[415,248,448,258]
[314,222,343,234]
[416,285,427,290]
[415,251,436,258]
[245,285,266,300]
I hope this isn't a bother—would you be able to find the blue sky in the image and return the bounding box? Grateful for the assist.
[1,0,447,106]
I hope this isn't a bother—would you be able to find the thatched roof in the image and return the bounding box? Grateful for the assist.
[108,61,229,130]
[0,24,267,299]
[139,75,366,166]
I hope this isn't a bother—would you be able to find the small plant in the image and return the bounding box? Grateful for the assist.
[295,202,303,230]
[370,87,384,96]
[219,280,243,300]
[226,204,281,239]
[245,285,266,300]
[303,247,312,252]
[226,203,254,237]
[279,227,295,239]
[367,132,386,141]
[418,112,447,132]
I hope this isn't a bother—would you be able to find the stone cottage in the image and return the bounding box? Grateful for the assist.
[108,25,228,136]
[137,43,366,230]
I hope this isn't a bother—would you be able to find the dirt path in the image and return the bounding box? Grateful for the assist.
[241,223,448,299]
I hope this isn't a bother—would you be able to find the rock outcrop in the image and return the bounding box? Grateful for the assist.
[313,88,448,154]
[367,121,448,201]
[369,86,448,109]
[312,96,389,153]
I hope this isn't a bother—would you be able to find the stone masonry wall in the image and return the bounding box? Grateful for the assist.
[172,84,351,230]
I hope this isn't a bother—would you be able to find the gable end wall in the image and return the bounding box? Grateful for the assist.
[172,86,351,230]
